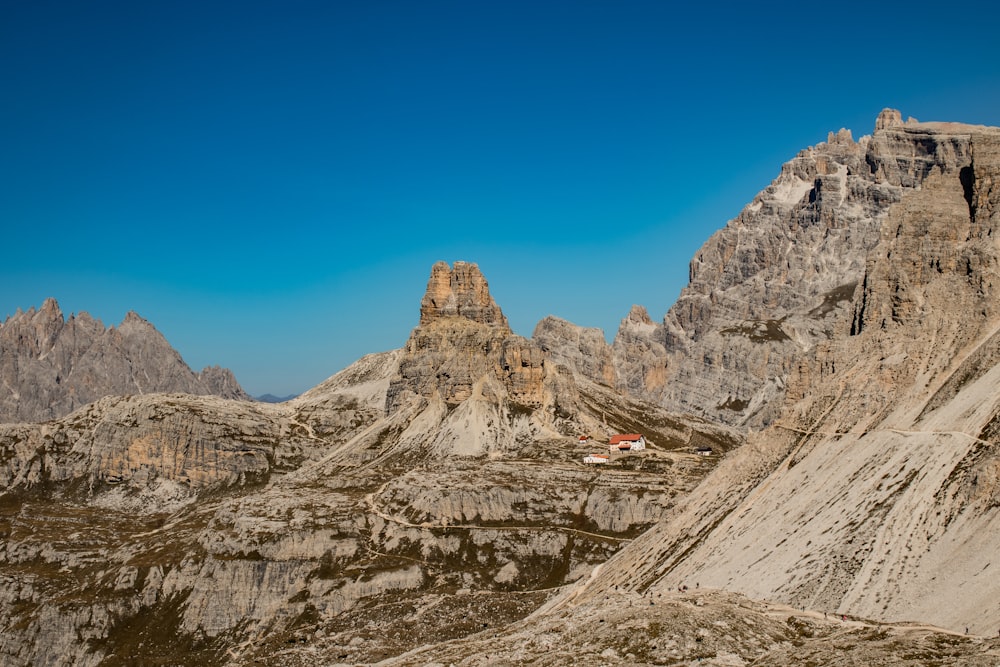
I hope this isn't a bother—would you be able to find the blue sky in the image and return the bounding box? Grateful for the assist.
[3,1,999,397]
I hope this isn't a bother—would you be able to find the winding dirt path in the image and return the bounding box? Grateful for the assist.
[756,597,989,639]
[773,422,996,448]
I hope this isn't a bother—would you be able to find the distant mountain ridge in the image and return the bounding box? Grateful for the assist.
[0,298,249,422]
[255,393,298,403]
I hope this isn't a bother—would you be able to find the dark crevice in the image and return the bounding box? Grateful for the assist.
[959,166,975,220]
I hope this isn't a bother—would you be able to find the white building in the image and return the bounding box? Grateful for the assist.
[609,434,646,452]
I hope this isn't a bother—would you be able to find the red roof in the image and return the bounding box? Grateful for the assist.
[609,434,643,445]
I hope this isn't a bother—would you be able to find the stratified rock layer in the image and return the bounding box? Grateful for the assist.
[0,299,249,422]
[387,261,546,415]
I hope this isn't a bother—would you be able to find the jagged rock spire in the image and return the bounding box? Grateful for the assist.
[875,108,903,131]
[387,261,543,414]
[419,261,509,330]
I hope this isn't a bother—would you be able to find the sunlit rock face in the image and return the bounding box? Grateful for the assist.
[532,315,616,388]
[0,298,249,423]
[418,260,509,327]
[386,261,546,413]
[610,110,987,428]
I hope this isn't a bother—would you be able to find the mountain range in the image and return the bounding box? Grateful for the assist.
[2,109,1000,665]
[0,299,249,423]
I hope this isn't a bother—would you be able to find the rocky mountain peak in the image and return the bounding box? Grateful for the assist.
[601,109,999,428]
[387,261,544,421]
[624,304,654,325]
[119,310,149,327]
[875,107,904,130]
[419,260,509,329]
[0,298,249,422]
[826,127,854,145]
[532,316,616,387]
[38,296,62,318]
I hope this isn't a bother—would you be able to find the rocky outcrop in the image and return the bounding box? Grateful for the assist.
[418,260,508,327]
[0,299,250,423]
[0,394,284,493]
[611,305,668,397]
[386,261,547,414]
[610,111,987,428]
[533,315,615,387]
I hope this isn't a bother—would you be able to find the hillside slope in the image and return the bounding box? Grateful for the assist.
[549,118,1000,636]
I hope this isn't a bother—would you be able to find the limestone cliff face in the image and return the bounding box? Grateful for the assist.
[559,121,1000,636]
[533,315,615,387]
[0,299,250,423]
[418,259,509,327]
[612,110,982,427]
[611,305,668,396]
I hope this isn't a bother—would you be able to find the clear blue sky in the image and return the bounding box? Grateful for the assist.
[3,1,999,397]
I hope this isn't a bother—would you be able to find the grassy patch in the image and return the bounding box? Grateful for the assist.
[808,282,858,318]
[93,593,227,667]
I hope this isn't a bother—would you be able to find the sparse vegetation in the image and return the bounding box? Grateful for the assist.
[721,318,792,342]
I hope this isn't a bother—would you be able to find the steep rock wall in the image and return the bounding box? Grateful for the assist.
[613,111,982,428]
[558,123,1000,635]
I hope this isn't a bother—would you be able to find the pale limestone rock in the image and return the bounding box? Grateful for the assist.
[875,107,903,130]
[419,260,508,327]
[612,305,667,396]
[386,261,547,415]
[532,315,615,387]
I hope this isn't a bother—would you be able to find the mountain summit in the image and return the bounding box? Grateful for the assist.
[0,298,249,422]
[418,260,509,327]
[535,110,998,430]
[386,261,544,422]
